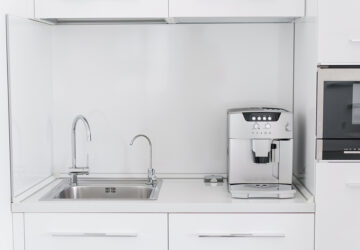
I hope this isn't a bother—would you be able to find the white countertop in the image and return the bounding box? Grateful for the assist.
[12,178,315,213]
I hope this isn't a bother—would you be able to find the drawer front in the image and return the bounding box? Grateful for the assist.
[25,213,167,250]
[170,0,304,18]
[316,163,360,250]
[169,213,314,250]
[35,0,168,19]
[318,0,360,64]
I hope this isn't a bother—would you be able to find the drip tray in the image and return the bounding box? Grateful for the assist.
[230,184,296,199]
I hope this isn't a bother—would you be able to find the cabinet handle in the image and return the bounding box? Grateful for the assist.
[346,182,360,188]
[197,233,285,238]
[51,232,138,238]
[350,39,360,43]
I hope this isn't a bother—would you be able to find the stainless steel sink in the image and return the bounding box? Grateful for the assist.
[41,178,162,200]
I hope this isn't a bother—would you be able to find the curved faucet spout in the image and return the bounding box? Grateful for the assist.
[70,115,92,185]
[130,134,156,185]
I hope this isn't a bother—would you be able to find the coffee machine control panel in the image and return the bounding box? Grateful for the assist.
[228,108,293,139]
[243,112,281,122]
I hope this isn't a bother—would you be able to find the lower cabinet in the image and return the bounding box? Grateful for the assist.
[23,212,314,250]
[316,163,360,250]
[169,213,314,250]
[24,213,168,250]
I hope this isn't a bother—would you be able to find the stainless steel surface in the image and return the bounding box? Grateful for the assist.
[230,183,296,199]
[51,232,138,238]
[197,233,285,238]
[130,134,157,186]
[41,178,162,200]
[344,151,360,154]
[316,139,323,160]
[316,68,360,160]
[69,115,92,186]
[227,107,295,199]
[204,175,224,183]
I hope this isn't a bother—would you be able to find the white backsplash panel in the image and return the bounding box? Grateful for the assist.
[52,23,294,175]
[7,16,53,196]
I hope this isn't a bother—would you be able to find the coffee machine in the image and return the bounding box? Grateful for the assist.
[227,107,296,199]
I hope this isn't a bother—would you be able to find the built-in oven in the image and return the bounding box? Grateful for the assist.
[317,67,360,160]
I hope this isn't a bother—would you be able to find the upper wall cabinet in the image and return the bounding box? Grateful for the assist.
[169,0,305,19]
[34,0,168,19]
[318,0,360,64]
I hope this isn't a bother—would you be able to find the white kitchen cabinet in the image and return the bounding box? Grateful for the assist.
[169,0,304,18]
[34,0,168,19]
[316,162,360,250]
[24,213,167,250]
[169,213,314,250]
[318,0,360,64]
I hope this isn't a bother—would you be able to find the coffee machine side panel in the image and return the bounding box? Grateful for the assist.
[228,139,279,184]
[278,139,293,184]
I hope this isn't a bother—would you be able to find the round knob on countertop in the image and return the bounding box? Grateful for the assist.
[253,123,260,129]
[265,123,271,129]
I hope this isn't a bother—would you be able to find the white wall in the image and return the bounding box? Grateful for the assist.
[52,23,294,176]
[7,16,53,197]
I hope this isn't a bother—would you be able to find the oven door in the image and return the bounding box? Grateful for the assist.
[317,68,360,160]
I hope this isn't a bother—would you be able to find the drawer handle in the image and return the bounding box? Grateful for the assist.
[197,233,285,238]
[350,39,360,43]
[346,182,360,188]
[51,232,138,238]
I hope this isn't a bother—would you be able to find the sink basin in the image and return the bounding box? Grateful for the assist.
[41,178,161,200]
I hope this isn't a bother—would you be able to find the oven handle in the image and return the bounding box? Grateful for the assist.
[344,151,360,154]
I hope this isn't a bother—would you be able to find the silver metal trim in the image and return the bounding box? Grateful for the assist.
[316,139,323,160]
[344,151,360,154]
[317,67,360,139]
[197,233,285,238]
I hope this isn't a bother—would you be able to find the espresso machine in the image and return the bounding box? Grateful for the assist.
[227,107,296,199]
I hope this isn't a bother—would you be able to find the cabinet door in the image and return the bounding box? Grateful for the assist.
[170,0,304,18]
[169,213,314,250]
[25,213,167,250]
[34,0,168,19]
[318,0,360,64]
[316,163,360,250]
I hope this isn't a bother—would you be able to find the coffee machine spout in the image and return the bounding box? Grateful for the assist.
[252,139,272,163]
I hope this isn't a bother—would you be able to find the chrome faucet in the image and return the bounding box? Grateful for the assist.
[130,134,157,186]
[69,115,92,186]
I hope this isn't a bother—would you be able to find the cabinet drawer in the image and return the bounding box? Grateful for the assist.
[170,0,304,18]
[34,0,168,19]
[316,163,360,250]
[169,213,314,250]
[318,0,360,64]
[25,213,167,250]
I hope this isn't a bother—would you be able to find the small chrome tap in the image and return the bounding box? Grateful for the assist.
[130,134,157,186]
[69,115,92,186]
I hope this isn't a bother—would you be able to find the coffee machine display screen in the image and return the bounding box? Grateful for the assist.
[243,112,281,122]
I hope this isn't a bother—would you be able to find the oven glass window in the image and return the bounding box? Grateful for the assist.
[323,81,360,138]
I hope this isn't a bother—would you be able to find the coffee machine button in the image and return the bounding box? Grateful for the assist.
[265,123,271,129]
[254,123,260,129]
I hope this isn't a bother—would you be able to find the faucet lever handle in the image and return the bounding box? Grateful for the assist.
[69,167,89,175]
